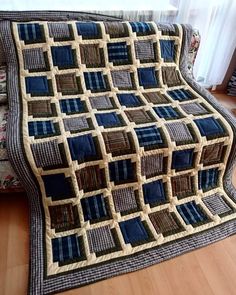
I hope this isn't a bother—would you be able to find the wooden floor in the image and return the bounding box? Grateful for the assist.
[1,93,236,295]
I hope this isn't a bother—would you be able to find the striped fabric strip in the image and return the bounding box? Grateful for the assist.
[31,139,62,168]
[103,130,132,154]
[130,22,151,33]
[135,125,163,147]
[134,40,154,61]
[125,109,153,124]
[154,106,179,119]
[109,159,134,183]
[167,89,193,101]
[177,201,207,225]
[48,22,71,39]
[203,193,232,215]
[112,187,137,212]
[60,98,84,114]
[18,23,42,42]
[198,168,219,190]
[84,72,106,90]
[165,122,193,142]
[81,194,107,222]
[28,121,55,136]
[87,226,116,253]
[23,48,46,70]
[107,42,128,63]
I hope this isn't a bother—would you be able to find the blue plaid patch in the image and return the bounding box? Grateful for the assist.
[117,93,142,107]
[194,117,225,137]
[107,42,129,63]
[172,149,194,170]
[18,23,42,42]
[154,106,179,119]
[130,22,152,33]
[67,134,97,162]
[81,194,108,222]
[177,201,207,225]
[76,22,99,38]
[167,89,193,101]
[119,217,149,244]
[84,72,107,91]
[96,112,122,127]
[142,180,166,205]
[138,67,158,88]
[160,40,175,62]
[25,76,49,95]
[42,173,74,200]
[199,168,219,191]
[28,121,55,136]
[135,125,163,147]
[60,98,85,114]
[109,159,135,183]
[52,234,81,263]
[51,45,74,67]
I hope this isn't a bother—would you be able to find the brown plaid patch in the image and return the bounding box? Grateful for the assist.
[49,203,80,232]
[162,66,182,87]
[171,174,194,198]
[125,109,154,124]
[143,92,169,104]
[149,209,181,236]
[56,73,80,94]
[80,44,103,67]
[141,153,164,178]
[201,143,224,165]
[104,22,128,38]
[76,165,107,192]
[102,130,135,156]
[28,100,52,116]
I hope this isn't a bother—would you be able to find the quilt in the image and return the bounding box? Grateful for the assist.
[1,16,236,295]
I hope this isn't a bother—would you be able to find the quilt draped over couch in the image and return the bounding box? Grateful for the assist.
[0,12,236,295]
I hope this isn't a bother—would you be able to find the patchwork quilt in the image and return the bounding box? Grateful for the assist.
[1,15,236,295]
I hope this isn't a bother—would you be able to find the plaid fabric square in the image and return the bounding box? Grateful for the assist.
[76,165,107,192]
[167,89,193,101]
[135,125,163,148]
[177,201,207,225]
[143,92,169,104]
[80,44,103,67]
[119,217,149,244]
[48,22,71,40]
[104,22,128,38]
[95,112,122,128]
[81,194,109,222]
[23,48,46,71]
[49,204,79,232]
[28,101,52,117]
[141,153,164,178]
[107,42,129,64]
[198,168,219,191]
[28,121,55,137]
[103,130,134,156]
[76,22,100,38]
[63,117,89,132]
[171,174,194,198]
[159,40,175,62]
[138,67,158,88]
[52,234,81,264]
[60,98,85,114]
[125,109,154,124]
[162,67,182,87]
[87,226,116,253]
[172,149,194,170]
[142,180,166,205]
[194,117,225,137]
[31,139,62,168]
[111,70,134,89]
[201,143,224,165]
[202,193,232,216]
[165,122,193,143]
[117,93,142,107]
[89,95,113,110]
[109,159,135,184]
[26,76,49,95]
[135,40,155,62]
[154,106,180,119]
[84,72,107,91]
[130,22,152,34]
[180,102,208,115]
[56,74,79,95]
[149,209,181,235]
[67,134,97,162]
[42,173,74,201]
[112,187,137,213]
[51,45,74,68]
[18,23,43,43]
